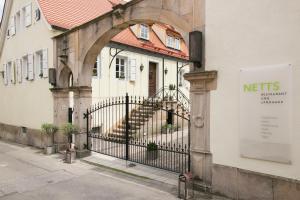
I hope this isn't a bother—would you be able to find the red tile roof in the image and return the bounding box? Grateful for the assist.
[38,0,122,29]
[38,0,188,59]
[111,28,189,60]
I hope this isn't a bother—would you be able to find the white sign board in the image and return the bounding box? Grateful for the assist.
[240,64,292,164]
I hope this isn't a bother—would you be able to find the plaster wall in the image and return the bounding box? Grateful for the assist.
[206,0,300,180]
[91,46,190,103]
[0,0,61,129]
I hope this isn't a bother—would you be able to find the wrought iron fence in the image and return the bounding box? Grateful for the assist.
[85,94,190,173]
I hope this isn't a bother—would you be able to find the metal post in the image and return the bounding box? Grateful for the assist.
[162,58,165,100]
[176,61,179,102]
[125,93,129,160]
[86,109,89,150]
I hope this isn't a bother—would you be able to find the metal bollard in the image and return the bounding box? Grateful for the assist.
[178,172,194,199]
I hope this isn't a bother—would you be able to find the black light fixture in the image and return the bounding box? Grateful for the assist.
[140,64,144,72]
[164,68,168,75]
[189,31,203,70]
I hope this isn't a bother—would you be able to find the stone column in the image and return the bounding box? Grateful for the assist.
[184,71,217,191]
[51,88,70,144]
[72,86,92,157]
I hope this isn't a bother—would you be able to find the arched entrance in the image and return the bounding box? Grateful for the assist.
[52,0,216,189]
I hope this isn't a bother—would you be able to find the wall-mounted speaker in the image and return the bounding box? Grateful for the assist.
[189,31,203,68]
[49,68,56,86]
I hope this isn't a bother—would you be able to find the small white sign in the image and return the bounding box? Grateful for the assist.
[240,64,292,164]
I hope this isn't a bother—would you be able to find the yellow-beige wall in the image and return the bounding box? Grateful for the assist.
[0,0,61,129]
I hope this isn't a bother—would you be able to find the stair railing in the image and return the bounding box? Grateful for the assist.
[150,87,190,112]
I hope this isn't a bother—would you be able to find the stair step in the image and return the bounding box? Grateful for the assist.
[113,128,136,134]
[107,133,134,139]
[118,124,141,130]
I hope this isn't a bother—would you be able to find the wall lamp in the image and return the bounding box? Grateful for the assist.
[164,68,168,75]
[140,64,144,72]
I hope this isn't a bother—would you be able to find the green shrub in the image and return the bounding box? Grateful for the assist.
[61,123,79,136]
[147,142,158,151]
[41,123,58,135]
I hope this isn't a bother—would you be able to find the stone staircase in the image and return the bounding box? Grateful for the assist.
[107,101,161,140]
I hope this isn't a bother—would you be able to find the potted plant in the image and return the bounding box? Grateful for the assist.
[162,123,179,134]
[41,123,58,155]
[169,84,176,91]
[146,142,159,160]
[61,123,78,163]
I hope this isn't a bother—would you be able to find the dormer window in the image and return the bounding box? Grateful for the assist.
[166,35,181,50]
[140,24,149,40]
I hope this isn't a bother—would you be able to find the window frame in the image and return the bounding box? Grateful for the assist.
[140,24,149,40]
[115,57,127,79]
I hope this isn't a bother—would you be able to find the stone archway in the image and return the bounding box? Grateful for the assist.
[53,0,215,189]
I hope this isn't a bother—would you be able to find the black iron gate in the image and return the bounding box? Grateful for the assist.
[84,94,190,174]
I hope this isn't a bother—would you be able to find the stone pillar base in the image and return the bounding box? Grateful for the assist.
[184,71,218,189]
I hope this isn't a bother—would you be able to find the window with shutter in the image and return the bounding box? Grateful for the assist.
[116,57,126,79]
[11,61,16,84]
[17,59,22,83]
[129,59,136,81]
[25,4,32,27]
[28,54,34,80]
[22,56,28,80]
[42,49,48,78]
[10,16,16,36]
[7,62,11,84]
[3,64,8,85]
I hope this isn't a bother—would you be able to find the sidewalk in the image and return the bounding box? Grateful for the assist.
[0,140,229,200]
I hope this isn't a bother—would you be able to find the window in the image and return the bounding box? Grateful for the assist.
[175,38,181,50]
[35,9,41,21]
[9,16,16,36]
[24,4,32,27]
[6,62,12,84]
[16,59,22,83]
[35,49,48,78]
[35,51,43,77]
[93,56,101,78]
[3,64,8,85]
[16,11,21,33]
[166,35,181,50]
[116,57,126,79]
[27,54,34,80]
[140,24,149,40]
[22,56,28,80]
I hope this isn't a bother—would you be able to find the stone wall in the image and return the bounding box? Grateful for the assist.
[212,164,300,200]
[0,122,67,149]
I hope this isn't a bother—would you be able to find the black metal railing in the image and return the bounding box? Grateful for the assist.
[85,94,190,174]
[151,87,190,112]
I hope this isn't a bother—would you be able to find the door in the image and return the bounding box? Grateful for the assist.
[148,62,157,97]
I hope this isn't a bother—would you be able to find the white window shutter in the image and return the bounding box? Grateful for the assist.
[10,16,16,35]
[11,61,16,84]
[42,49,48,78]
[23,58,28,80]
[25,4,32,27]
[17,59,22,83]
[129,59,136,81]
[3,64,8,85]
[28,54,34,80]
